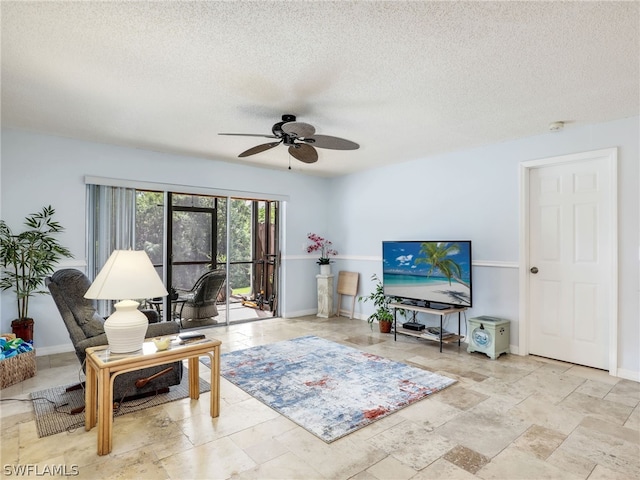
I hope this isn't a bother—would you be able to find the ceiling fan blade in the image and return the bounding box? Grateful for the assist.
[288,144,318,163]
[238,141,282,157]
[304,134,359,150]
[219,133,278,139]
[281,122,316,138]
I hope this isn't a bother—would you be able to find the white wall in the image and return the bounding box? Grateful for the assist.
[1,116,638,380]
[329,116,639,380]
[0,130,331,353]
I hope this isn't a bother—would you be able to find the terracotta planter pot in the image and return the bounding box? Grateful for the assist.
[379,320,392,334]
[11,318,34,343]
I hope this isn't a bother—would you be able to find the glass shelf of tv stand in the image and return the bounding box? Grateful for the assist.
[389,302,466,351]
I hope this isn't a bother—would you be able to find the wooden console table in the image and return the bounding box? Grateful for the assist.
[389,302,466,352]
[85,336,221,455]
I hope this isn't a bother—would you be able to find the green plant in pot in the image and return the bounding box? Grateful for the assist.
[358,273,395,333]
[0,206,73,342]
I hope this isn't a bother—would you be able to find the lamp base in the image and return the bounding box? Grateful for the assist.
[104,300,149,353]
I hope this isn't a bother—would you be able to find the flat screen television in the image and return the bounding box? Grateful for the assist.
[382,241,472,308]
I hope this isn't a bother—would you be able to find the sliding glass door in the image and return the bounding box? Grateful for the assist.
[132,189,278,326]
[223,199,279,322]
[168,193,218,291]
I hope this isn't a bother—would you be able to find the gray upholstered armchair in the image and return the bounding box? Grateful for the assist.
[176,269,226,328]
[46,269,183,403]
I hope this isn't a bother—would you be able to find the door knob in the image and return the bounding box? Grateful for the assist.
[530,267,539,274]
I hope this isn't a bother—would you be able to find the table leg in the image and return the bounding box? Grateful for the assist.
[393,308,397,341]
[85,359,97,430]
[96,368,113,455]
[211,346,220,418]
[188,357,200,400]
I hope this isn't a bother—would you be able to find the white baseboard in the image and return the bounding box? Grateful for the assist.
[615,367,640,382]
[34,343,74,357]
[284,309,318,318]
[335,309,367,320]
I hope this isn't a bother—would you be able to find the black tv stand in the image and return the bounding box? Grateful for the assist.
[390,302,466,352]
[399,300,455,310]
[424,302,450,310]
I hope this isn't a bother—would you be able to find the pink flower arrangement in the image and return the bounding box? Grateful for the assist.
[306,233,337,265]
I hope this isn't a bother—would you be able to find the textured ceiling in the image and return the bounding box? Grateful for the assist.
[1,1,638,177]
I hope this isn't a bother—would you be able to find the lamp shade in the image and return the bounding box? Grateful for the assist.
[84,250,168,353]
[84,250,168,300]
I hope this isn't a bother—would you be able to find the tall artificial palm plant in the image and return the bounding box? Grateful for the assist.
[0,206,73,323]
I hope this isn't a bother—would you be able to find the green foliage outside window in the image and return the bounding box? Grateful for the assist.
[134,192,256,292]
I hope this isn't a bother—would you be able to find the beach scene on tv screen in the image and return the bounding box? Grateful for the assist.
[383,241,472,307]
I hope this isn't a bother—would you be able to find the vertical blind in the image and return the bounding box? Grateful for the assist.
[86,184,136,315]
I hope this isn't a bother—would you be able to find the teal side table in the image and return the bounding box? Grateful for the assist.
[467,316,510,359]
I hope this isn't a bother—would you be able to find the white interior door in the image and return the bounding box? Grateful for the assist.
[525,149,617,370]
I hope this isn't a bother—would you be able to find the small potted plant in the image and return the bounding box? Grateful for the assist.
[358,273,395,333]
[0,206,73,342]
[306,233,337,274]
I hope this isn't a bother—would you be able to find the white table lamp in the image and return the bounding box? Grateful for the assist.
[84,250,168,353]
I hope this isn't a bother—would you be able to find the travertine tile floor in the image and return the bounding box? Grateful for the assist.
[1,316,639,479]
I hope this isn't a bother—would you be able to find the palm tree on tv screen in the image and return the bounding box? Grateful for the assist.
[415,242,470,288]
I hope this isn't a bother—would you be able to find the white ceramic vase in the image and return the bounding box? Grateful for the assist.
[103,300,149,353]
[320,264,331,275]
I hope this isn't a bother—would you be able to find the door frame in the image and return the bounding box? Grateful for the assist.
[518,147,618,374]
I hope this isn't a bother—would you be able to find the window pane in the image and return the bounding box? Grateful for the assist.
[228,263,251,296]
[172,193,214,208]
[135,190,164,266]
[229,199,252,262]
[172,211,212,263]
[172,264,209,291]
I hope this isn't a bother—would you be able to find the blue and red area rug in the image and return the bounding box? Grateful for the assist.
[213,335,455,442]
